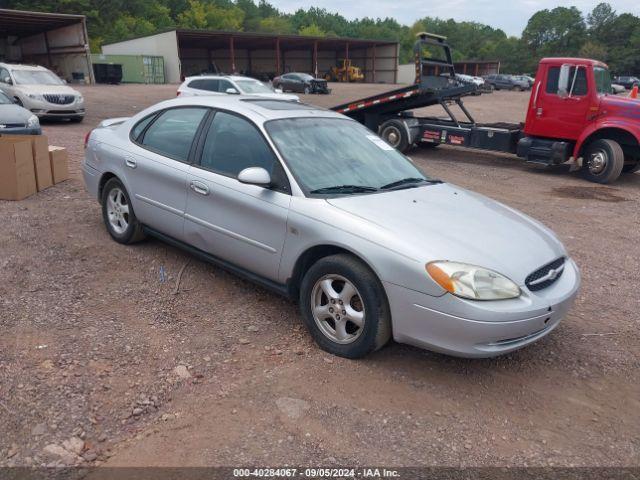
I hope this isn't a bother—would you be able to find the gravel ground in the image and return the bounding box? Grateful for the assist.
[1,83,639,470]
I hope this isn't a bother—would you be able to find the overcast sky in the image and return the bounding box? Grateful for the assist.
[273,0,640,37]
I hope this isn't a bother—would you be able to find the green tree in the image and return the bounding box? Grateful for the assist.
[299,23,325,37]
[257,16,293,34]
[522,7,587,57]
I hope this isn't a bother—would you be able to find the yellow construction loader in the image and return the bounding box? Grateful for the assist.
[325,59,364,82]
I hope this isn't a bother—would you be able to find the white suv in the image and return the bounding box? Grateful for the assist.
[0,63,86,122]
[177,75,299,101]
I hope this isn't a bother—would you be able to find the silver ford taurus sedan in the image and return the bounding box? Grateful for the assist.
[83,95,580,359]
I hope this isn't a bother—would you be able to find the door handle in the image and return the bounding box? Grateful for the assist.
[190,180,209,196]
[124,156,137,169]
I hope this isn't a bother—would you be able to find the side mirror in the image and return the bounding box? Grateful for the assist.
[2,76,12,85]
[237,167,271,186]
[557,64,571,98]
[225,87,239,94]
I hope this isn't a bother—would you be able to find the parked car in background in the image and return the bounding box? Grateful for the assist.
[272,73,330,94]
[177,75,299,101]
[515,75,535,88]
[484,74,530,91]
[83,95,580,359]
[0,63,85,122]
[614,76,639,89]
[611,83,626,94]
[0,90,41,134]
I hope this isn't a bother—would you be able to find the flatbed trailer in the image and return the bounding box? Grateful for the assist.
[331,32,525,157]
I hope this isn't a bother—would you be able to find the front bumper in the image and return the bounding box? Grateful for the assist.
[32,108,85,118]
[386,258,580,358]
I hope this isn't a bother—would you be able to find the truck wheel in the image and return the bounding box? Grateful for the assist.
[581,139,625,184]
[379,119,410,152]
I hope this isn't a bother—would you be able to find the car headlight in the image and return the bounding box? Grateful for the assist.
[76,94,84,103]
[27,115,40,127]
[27,93,44,101]
[426,261,521,300]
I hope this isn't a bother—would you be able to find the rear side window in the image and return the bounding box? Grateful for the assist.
[188,79,219,92]
[139,107,208,162]
[218,79,235,92]
[130,113,157,141]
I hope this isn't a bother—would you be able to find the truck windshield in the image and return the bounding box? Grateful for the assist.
[594,67,611,94]
[266,118,429,195]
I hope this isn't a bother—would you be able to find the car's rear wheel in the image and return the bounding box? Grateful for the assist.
[581,139,624,184]
[13,97,23,106]
[299,254,391,358]
[101,178,146,244]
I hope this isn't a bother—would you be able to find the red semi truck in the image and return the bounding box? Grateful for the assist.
[332,33,640,184]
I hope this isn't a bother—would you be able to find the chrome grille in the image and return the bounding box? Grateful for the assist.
[44,94,75,105]
[525,257,565,292]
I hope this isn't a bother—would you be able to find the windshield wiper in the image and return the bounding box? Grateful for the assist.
[380,177,441,190]
[309,185,379,194]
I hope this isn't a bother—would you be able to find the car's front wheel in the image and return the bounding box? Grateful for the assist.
[299,254,391,358]
[101,178,146,244]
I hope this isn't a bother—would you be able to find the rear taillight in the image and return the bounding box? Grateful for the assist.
[176,91,180,96]
[84,130,93,149]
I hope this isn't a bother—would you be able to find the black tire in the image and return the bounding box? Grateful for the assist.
[101,177,146,244]
[419,142,439,149]
[581,139,625,184]
[379,119,411,152]
[299,254,391,359]
[14,96,23,106]
[69,116,84,123]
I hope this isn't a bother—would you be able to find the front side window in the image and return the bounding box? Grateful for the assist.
[139,107,208,162]
[266,118,428,195]
[200,111,281,179]
[12,69,64,85]
[218,79,235,92]
[546,66,587,96]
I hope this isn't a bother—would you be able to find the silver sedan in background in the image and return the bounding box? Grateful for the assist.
[83,96,579,359]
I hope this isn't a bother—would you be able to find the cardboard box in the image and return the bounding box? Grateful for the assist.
[49,146,69,184]
[0,134,53,191]
[0,137,37,200]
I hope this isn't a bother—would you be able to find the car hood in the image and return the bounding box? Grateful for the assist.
[326,183,566,285]
[0,103,32,122]
[16,84,80,96]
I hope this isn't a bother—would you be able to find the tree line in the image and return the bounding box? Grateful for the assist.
[2,0,639,74]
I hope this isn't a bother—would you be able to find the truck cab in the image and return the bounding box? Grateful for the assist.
[520,58,640,182]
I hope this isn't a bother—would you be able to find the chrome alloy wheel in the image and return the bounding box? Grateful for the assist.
[311,274,365,344]
[587,149,607,175]
[106,187,130,235]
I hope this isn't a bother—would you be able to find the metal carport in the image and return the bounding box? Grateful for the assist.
[0,9,94,83]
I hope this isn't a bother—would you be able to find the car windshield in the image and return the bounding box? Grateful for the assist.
[594,67,612,94]
[299,73,314,80]
[0,91,11,104]
[12,69,64,85]
[236,79,273,94]
[266,117,430,195]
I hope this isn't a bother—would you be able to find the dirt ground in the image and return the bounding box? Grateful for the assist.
[1,83,639,471]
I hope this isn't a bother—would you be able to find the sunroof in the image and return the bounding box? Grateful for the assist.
[241,99,322,111]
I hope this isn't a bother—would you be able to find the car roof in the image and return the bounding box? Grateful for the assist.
[185,75,259,82]
[144,95,344,123]
[0,63,49,71]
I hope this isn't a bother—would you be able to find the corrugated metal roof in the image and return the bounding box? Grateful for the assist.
[0,9,85,37]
